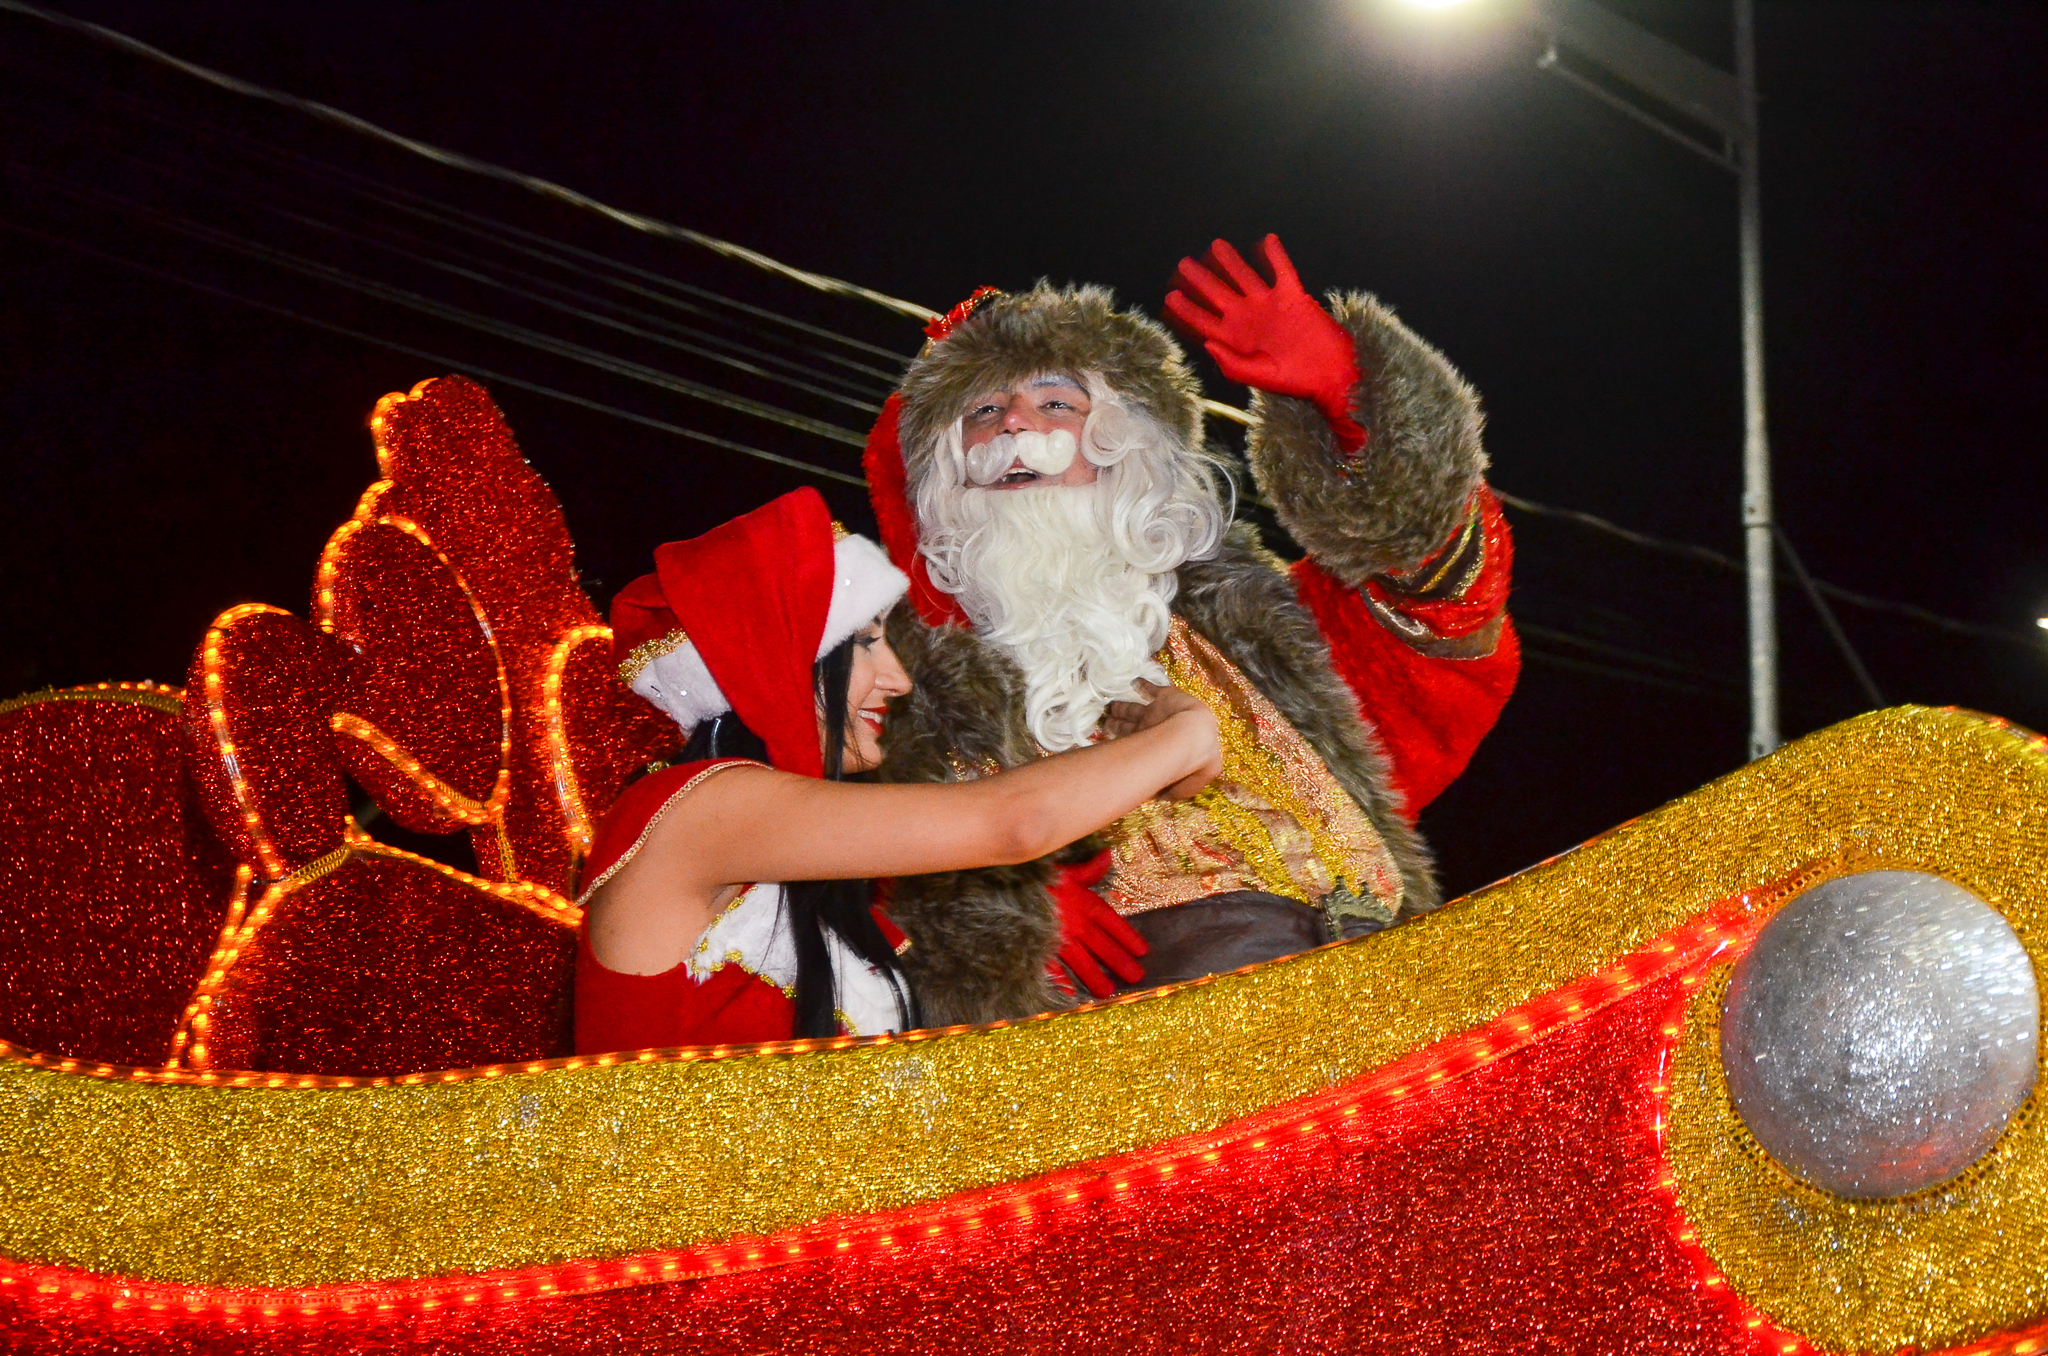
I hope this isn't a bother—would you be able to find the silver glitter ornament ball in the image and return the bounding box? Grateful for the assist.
[1720,870,2039,1199]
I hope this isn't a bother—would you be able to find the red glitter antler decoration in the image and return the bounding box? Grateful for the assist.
[166,376,679,1077]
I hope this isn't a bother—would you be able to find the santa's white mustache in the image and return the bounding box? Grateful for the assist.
[964,428,1078,485]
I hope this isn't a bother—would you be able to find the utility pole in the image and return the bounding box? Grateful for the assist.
[1733,0,1775,757]
[1518,0,1777,756]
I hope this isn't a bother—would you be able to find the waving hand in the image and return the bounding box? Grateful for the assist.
[1166,234,1368,455]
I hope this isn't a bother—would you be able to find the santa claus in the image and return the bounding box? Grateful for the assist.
[864,236,1519,1024]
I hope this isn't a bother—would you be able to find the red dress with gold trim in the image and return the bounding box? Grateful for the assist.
[574,760,906,1052]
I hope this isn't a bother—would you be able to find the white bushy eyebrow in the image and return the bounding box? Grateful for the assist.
[964,372,1088,417]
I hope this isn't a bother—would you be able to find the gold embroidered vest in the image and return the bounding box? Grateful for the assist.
[1105,618,1404,922]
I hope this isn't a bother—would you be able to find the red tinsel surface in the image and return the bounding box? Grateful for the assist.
[0,696,234,1066]
[361,377,673,894]
[202,853,574,1076]
[183,609,349,877]
[323,518,506,838]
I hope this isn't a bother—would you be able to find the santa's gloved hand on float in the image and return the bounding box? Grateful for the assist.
[1047,849,1147,999]
[1047,677,1229,996]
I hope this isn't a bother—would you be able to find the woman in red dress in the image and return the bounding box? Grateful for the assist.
[575,488,1221,1051]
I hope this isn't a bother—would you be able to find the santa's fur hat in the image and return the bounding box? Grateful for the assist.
[864,284,1206,624]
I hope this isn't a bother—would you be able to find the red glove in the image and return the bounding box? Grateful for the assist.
[1165,234,1368,456]
[1048,850,1148,998]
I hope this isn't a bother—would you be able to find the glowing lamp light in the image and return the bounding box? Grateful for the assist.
[2036,617,2048,630]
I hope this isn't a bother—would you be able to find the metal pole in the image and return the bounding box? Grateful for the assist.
[1736,0,1778,758]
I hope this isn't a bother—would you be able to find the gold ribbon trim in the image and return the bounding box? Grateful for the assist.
[0,707,2037,1308]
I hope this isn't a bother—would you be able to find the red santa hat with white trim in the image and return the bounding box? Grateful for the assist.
[607,487,907,778]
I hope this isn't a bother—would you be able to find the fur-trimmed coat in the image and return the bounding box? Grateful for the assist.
[871,290,1519,1026]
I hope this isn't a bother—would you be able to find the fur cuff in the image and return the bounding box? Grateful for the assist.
[874,613,1068,1025]
[1246,292,1486,586]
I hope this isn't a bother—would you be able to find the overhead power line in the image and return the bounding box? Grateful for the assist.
[6,205,1738,699]
[0,3,1242,427]
[234,191,888,413]
[0,67,914,402]
[2,0,2038,666]
[5,162,874,450]
[1491,489,1740,574]
[0,218,865,487]
[311,163,915,370]
[0,52,917,389]
[1774,525,1885,709]
[1516,637,1740,701]
[0,0,941,324]
[1515,621,1740,693]
[1493,491,2041,655]
[0,211,2019,705]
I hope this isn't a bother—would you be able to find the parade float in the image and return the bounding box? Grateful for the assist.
[0,375,2041,1353]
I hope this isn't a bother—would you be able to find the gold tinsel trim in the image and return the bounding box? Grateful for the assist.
[0,706,2040,1301]
[617,629,690,688]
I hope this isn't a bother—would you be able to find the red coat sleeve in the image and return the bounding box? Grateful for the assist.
[1292,487,1520,819]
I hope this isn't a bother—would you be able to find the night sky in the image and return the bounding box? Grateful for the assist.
[1,0,2042,897]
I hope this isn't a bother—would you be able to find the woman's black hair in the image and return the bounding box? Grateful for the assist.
[678,632,917,1038]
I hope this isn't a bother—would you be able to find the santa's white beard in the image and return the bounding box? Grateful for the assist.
[920,483,1178,752]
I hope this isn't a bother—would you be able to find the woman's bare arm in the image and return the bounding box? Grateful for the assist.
[588,690,1218,972]
[685,694,1215,886]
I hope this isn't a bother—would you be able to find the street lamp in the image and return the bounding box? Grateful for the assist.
[1400,0,1778,759]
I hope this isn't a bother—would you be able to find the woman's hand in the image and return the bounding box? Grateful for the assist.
[1103,680,1200,737]
[1106,681,1221,801]
[1159,710,1223,801]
